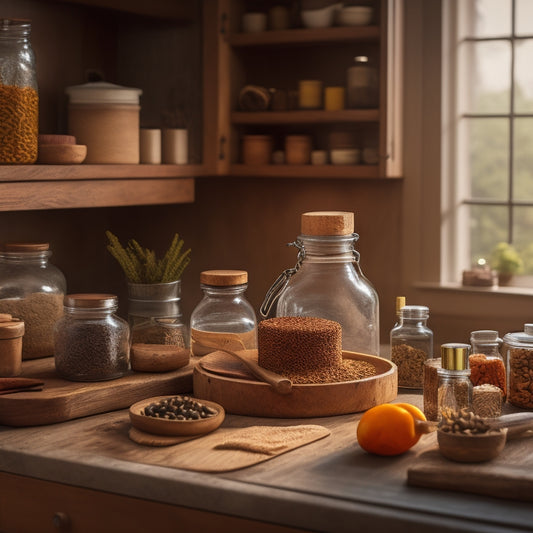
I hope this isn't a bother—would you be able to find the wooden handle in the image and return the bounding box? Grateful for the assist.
[197,340,292,395]
[490,412,533,437]
[414,419,438,435]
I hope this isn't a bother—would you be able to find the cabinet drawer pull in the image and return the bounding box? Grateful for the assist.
[52,511,71,531]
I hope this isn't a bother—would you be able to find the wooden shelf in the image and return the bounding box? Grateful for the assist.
[232,109,380,125]
[0,164,206,182]
[228,164,396,179]
[226,26,380,47]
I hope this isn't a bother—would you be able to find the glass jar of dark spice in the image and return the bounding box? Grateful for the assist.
[0,19,38,164]
[54,294,130,381]
[390,305,433,389]
[503,323,533,409]
[0,243,66,359]
[437,343,472,419]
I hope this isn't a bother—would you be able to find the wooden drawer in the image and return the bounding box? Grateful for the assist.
[0,472,308,533]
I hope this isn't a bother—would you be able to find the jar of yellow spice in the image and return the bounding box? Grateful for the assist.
[0,19,38,164]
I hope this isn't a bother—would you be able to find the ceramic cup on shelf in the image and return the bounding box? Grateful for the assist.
[242,12,267,33]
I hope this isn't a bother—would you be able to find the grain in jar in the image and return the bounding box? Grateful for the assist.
[54,294,130,381]
[503,324,533,409]
[469,329,506,398]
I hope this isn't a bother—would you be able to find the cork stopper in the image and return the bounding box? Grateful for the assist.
[441,343,470,370]
[0,319,24,340]
[3,243,49,252]
[301,211,354,236]
[64,294,118,309]
[395,296,406,317]
[200,270,248,286]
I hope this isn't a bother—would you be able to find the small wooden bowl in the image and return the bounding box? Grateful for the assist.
[37,144,87,164]
[437,428,507,463]
[130,343,190,373]
[129,396,225,437]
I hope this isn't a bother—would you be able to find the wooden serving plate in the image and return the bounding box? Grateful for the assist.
[129,396,225,436]
[193,350,397,418]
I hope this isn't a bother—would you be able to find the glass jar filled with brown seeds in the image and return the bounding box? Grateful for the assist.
[503,324,533,409]
[390,305,433,389]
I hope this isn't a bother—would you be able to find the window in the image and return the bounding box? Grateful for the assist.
[444,0,533,284]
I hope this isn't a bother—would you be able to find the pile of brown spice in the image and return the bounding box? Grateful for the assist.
[280,358,377,384]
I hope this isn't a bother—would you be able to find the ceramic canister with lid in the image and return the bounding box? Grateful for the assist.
[65,81,142,163]
[262,211,380,355]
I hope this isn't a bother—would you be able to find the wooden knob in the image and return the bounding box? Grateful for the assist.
[52,511,71,531]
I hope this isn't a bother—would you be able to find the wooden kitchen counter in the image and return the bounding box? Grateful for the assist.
[0,392,531,532]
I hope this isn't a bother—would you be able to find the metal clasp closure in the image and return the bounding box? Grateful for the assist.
[259,240,305,319]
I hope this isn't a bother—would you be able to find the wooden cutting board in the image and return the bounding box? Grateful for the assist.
[193,350,397,418]
[0,357,193,427]
[407,433,533,501]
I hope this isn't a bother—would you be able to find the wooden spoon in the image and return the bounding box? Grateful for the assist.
[197,342,292,395]
[437,412,533,463]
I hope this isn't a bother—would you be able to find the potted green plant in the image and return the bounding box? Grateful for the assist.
[106,231,191,346]
[489,242,523,286]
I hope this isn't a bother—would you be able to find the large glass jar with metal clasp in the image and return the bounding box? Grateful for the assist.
[0,19,38,164]
[0,243,66,359]
[262,211,379,355]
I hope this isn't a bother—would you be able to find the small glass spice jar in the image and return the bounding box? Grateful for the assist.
[0,19,38,164]
[54,294,130,381]
[437,343,472,419]
[190,270,257,357]
[469,329,506,397]
[346,55,378,109]
[390,305,433,389]
[503,323,533,409]
[0,243,66,359]
[298,80,323,109]
[0,314,24,376]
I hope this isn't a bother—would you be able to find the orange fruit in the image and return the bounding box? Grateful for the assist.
[356,402,427,456]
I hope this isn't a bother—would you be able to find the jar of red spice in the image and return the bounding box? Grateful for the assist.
[0,19,38,164]
[469,330,506,398]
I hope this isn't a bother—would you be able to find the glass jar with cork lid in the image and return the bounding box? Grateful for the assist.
[262,211,379,355]
[0,243,66,359]
[190,270,257,357]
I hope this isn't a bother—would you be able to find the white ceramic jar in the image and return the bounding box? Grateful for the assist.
[65,81,142,164]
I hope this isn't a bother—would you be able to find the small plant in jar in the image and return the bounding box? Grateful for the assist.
[489,242,523,286]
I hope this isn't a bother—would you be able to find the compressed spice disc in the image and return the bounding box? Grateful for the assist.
[129,396,225,437]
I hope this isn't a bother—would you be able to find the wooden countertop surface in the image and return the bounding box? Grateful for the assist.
[0,392,531,532]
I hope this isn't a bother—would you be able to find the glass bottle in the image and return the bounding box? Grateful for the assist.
[437,343,472,419]
[503,324,533,409]
[54,294,130,381]
[190,270,257,357]
[469,329,506,396]
[346,55,378,109]
[391,305,433,389]
[0,243,66,359]
[262,211,379,355]
[0,19,38,163]
[127,280,188,348]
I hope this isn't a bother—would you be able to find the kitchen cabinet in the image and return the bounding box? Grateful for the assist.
[0,0,402,212]
[215,0,403,179]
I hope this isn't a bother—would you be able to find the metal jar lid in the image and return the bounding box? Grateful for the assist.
[503,323,533,349]
[440,343,470,370]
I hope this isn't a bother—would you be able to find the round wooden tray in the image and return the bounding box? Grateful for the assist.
[193,350,397,418]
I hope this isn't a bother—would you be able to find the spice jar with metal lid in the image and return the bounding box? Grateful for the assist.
[0,19,38,164]
[54,294,130,381]
[0,314,24,376]
[0,243,66,359]
[346,55,378,109]
[469,329,506,397]
[190,270,257,357]
[391,305,433,389]
[437,343,472,419]
[262,211,379,355]
[503,324,533,409]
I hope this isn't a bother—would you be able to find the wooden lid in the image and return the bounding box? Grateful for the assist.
[0,319,24,339]
[301,211,354,235]
[200,270,248,286]
[64,294,118,309]
[0,313,12,321]
[3,243,49,252]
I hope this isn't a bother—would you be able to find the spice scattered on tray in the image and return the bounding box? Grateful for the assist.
[141,395,218,421]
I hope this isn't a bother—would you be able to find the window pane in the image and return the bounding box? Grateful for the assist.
[514,40,533,112]
[459,0,511,38]
[513,207,533,274]
[458,41,511,114]
[516,0,533,36]
[469,205,508,264]
[464,118,509,200]
[513,118,533,201]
